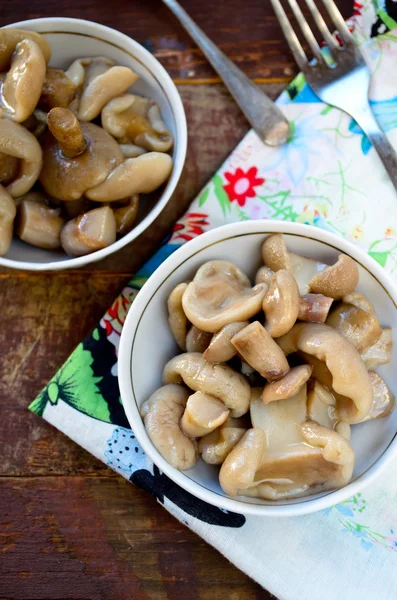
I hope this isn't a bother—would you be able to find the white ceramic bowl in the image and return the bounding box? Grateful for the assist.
[118,221,397,517]
[0,18,187,271]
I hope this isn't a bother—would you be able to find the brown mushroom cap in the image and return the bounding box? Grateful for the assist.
[0,117,43,197]
[277,323,373,423]
[231,321,290,381]
[1,38,46,123]
[261,234,291,271]
[180,392,230,438]
[60,205,116,257]
[140,384,198,470]
[85,152,173,201]
[0,29,51,71]
[361,327,393,369]
[342,291,377,317]
[167,282,189,351]
[181,261,267,333]
[40,68,76,110]
[0,152,19,185]
[40,110,123,201]
[326,302,382,353]
[261,365,312,404]
[203,321,249,363]
[0,184,16,255]
[309,254,359,299]
[163,352,251,418]
[16,199,63,250]
[185,326,212,353]
[112,194,139,237]
[298,293,334,323]
[263,269,300,337]
[198,417,247,465]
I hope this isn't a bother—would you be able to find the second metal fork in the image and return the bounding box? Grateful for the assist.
[271,0,397,191]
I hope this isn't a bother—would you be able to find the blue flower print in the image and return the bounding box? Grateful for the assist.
[349,96,397,154]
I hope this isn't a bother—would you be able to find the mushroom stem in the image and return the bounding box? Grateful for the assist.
[47,108,86,158]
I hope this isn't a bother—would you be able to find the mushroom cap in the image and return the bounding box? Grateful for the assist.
[307,380,350,439]
[185,326,213,353]
[40,68,76,110]
[0,117,43,197]
[277,323,372,423]
[261,234,291,271]
[40,122,124,201]
[167,282,189,351]
[180,391,230,438]
[85,152,173,201]
[163,352,251,418]
[326,302,382,353]
[113,194,139,236]
[140,384,198,470]
[0,184,16,255]
[309,254,359,299]
[231,321,290,381]
[263,269,300,338]
[361,327,393,370]
[0,151,19,185]
[0,29,51,71]
[219,428,267,496]
[198,417,247,465]
[261,365,312,404]
[203,321,249,363]
[298,293,334,323]
[342,291,376,317]
[359,371,395,422]
[60,205,116,257]
[181,260,267,333]
[16,199,63,250]
[255,265,273,286]
[1,38,46,123]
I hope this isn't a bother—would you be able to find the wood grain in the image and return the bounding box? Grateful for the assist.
[0,477,267,600]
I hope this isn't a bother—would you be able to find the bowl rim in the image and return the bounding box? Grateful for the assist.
[118,220,397,517]
[0,17,187,271]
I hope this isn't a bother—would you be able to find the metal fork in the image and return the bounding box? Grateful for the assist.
[271,0,397,191]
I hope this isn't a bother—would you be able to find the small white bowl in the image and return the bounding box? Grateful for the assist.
[118,221,397,517]
[0,17,187,271]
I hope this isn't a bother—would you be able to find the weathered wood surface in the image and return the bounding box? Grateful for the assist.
[0,1,352,597]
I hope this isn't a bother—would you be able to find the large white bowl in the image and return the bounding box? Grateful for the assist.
[118,221,397,517]
[0,18,187,271]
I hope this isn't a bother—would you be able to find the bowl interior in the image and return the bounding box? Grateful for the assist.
[126,230,397,512]
[3,20,183,267]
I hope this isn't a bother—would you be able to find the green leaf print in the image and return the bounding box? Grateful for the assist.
[198,187,210,207]
[368,251,389,268]
[213,174,231,217]
[29,343,111,422]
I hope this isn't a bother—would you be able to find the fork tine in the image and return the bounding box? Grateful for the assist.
[270,0,308,72]
[304,0,339,50]
[321,0,354,45]
[287,0,327,63]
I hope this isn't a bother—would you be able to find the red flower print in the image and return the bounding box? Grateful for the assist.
[352,1,363,17]
[223,167,265,207]
[172,212,210,242]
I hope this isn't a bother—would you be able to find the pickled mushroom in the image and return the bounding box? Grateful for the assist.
[198,417,247,465]
[180,391,230,438]
[60,205,116,257]
[0,184,16,255]
[16,199,64,249]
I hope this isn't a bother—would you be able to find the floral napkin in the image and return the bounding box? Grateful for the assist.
[30,2,397,599]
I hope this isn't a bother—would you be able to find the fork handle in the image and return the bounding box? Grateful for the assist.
[162,0,290,146]
[352,104,397,192]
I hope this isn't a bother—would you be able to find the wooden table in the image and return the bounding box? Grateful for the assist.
[0,1,350,598]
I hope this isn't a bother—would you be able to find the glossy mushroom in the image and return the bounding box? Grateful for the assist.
[101,94,173,152]
[0,184,16,255]
[66,57,138,122]
[255,265,273,286]
[309,255,359,299]
[167,282,189,351]
[0,30,49,122]
[40,107,123,201]
[263,269,300,337]
[0,152,18,185]
[361,328,393,369]
[112,194,139,236]
[16,199,64,249]
[185,326,212,353]
[203,321,249,363]
[85,152,173,201]
[326,302,382,353]
[198,417,247,465]
[219,428,267,497]
[261,365,312,404]
[277,323,372,423]
[307,380,351,440]
[180,392,230,438]
[140,384,198,470]
[163,352,251,417]
[60,206,116,257]
[342,291,377,316]
[359,372,395,422]
[39,68,76,110]
[298,294,334,323]
[0,117,42,197]
[181,261,268,333]
[231,321,290,381]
